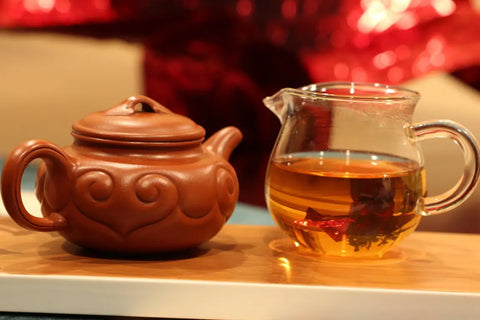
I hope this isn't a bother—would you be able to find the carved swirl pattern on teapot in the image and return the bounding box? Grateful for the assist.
[216,166,238,217]
[76,170,114,202]
[34,160,239,241]
[135,173,178,205]
[71,169,179,237]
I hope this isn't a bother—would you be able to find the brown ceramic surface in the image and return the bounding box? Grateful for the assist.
[1,96,242,253]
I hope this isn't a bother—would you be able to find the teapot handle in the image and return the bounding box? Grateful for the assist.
[413,120,480,215]
[1,140,71,231]
[105,95,173,115]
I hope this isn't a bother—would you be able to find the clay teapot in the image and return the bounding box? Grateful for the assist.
[1,95,242,254]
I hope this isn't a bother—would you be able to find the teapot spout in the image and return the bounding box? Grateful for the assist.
[204,126,242,160]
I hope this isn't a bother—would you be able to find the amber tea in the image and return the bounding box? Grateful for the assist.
[265,151,426,257]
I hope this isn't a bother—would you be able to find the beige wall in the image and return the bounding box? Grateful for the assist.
[0,31,143,156]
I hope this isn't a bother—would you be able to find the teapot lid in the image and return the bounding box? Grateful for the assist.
[72,95,205,146]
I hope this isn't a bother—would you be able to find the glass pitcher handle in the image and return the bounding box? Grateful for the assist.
[413,120,480,215]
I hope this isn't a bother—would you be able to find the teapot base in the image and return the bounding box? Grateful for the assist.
[54,205,229,255]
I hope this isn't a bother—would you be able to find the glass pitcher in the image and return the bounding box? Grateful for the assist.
[264,82,479,258]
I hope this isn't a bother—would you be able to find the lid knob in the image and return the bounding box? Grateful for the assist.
[105,95,172,116]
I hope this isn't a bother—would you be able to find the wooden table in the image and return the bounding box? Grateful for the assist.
[0,217,479,319]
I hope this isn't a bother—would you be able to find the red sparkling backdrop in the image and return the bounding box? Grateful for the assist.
[0,0,479,205]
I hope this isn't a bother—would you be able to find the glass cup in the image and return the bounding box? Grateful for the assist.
[264,82,480,258]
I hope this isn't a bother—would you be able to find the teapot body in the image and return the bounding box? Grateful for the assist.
[33,143,239,253]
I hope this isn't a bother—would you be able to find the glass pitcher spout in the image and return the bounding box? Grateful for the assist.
[263,88,297,122]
